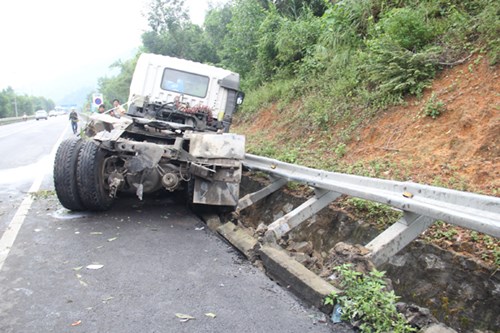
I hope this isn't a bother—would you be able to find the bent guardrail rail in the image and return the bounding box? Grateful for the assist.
[241,153,500,265]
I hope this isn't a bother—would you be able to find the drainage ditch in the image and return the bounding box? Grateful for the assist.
[235,174,499,332]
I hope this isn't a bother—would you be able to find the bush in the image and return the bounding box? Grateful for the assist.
[275,10,322,71]
[423,93,445,119]
[325,264,415,333]
[364,39,441,98]
[376,8,436,51]
[476,1,500,64]
[320,0,373,50]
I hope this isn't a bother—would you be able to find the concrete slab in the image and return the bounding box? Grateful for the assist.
[200,212,222,231]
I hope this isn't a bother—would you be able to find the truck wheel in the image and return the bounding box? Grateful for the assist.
[76,141,114,211]
[53,138,85,211]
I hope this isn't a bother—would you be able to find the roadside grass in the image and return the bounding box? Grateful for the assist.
[30,190,56,200]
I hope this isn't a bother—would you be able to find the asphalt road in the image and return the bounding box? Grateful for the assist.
[0,117,336,332]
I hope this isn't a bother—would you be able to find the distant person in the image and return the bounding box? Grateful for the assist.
[98,104,106,113]
[69,108,78,134]
[113,99,126,116]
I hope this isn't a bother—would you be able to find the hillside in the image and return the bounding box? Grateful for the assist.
[344,55,499,194]
[232,54,499,266]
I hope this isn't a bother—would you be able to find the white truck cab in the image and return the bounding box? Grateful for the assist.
[128,53,243,132]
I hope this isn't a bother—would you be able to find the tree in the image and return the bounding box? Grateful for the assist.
[142,23,218,63]
[97,55,139,108]
[0,87,54,118]
[221,0,266,78]
[254,5,284,82]
[204,4,233,62]
[16,95,34,115]
[0,87,16,118]
[146,0,189,33]
[274,0,327,18]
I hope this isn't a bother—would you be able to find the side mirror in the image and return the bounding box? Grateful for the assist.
[236,91,245,105]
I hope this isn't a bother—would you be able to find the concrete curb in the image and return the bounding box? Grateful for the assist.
[200,213,223,232]
[216,223,257,261]
[258,245,339,313]
[200,214,338,315]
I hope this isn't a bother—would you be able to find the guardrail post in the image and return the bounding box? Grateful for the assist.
[237,177,288,212]
[265,189,341,242]
[365,212,435,266]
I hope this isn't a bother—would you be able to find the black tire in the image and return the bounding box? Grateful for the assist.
[76,141,114,211]
[53,138,85,211]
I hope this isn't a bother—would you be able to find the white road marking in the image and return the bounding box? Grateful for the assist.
[0,126,70,271]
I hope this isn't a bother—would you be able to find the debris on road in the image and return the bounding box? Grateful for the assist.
[175,313,195,322]
[205,313,216,318]
[71,320,82,326]
[107,237,117,242]
[86,264,104,270]
[75,274,88,287]
[102,296,114,303]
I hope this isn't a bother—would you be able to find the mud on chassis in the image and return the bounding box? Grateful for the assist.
[53,109,245,212]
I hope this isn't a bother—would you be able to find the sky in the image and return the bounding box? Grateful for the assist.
[0,0,219,104]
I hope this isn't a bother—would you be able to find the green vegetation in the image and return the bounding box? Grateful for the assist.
[325,264,415,333]
[0,87,55,118]
[30,190,56,200]
[96,0,499,120]
[423,93,446,119]
[344,198,403,229]
[431,221,459,241]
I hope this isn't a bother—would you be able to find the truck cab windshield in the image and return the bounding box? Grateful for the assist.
[161,68,209,98]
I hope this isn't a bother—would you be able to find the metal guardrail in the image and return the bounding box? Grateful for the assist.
[0,116,34,125]
[241,153,500,265]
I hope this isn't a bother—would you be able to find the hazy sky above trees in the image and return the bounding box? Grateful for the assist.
[0,0,217,102]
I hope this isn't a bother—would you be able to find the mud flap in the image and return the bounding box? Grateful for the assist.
[192,178,239,206]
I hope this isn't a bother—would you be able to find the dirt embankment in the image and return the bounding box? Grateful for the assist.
[236,55,499,194]
[345,55,499,195]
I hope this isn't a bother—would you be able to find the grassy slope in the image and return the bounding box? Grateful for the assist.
[232,54,499,267]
